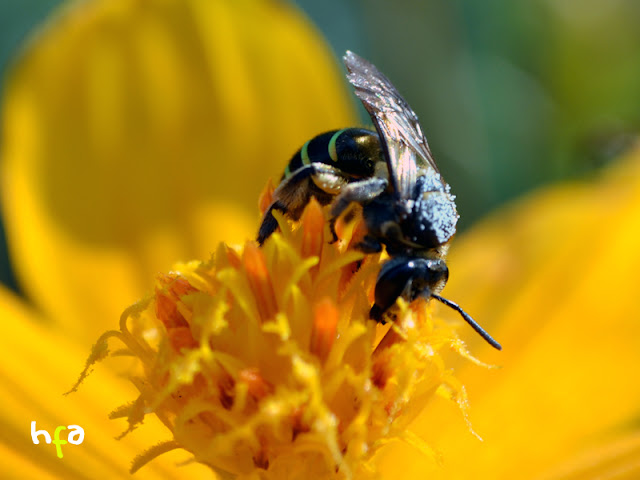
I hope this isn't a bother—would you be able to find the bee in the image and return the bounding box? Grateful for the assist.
[258,51,501,350]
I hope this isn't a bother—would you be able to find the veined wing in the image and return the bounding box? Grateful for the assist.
[343,51,441,199]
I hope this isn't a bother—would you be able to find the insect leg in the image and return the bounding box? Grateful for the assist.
[257,199,288,245]
[355,235,383,253]
[258,163,349,245]
[257,165,317,245]
[330,177,388,218]
[329,177,388,242]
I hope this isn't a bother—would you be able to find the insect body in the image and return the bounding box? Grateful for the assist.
[257,128,386,245]
[258,51,501,350]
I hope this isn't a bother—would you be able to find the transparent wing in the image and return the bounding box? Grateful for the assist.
[343,51,442,199]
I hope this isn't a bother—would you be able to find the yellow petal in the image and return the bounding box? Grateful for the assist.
[375,148,640,478]
[0,0,356,342]
[0,284,215,478]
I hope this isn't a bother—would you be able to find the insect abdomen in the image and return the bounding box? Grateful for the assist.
[283,130,341,179]
[283,128,380,180]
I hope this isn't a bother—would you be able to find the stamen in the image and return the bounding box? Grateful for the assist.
[243,242,278,322]
[218,366,235,410]
[224,244,242,269]
[239,368,273,401]
[155,274,198,350]
[155,273,198,328]
[347,217,368,251]
[310,297,339,363]
[301,198,325,262]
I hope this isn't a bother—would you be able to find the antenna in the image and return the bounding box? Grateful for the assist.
[431,294,502,350]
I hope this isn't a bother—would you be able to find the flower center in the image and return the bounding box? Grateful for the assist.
[76,195,477,479]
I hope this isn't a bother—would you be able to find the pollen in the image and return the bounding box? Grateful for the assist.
[82,192,478,479]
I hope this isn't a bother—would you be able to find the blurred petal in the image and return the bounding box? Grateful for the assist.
[0,0,356,342]
[0,284,214,478]
[375,147,640,478]
[542,431,640,480]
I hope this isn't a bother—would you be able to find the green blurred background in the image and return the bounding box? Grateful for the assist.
[1,0,639,294]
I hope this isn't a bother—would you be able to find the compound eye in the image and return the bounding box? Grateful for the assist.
[426,259,449,290]
[370,260,415,321]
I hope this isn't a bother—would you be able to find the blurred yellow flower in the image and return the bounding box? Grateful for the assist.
[1,0,640,478]
[1,0,354,343]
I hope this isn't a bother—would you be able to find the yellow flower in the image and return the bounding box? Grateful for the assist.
[72,197,473,478]
[2,0,640,478]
